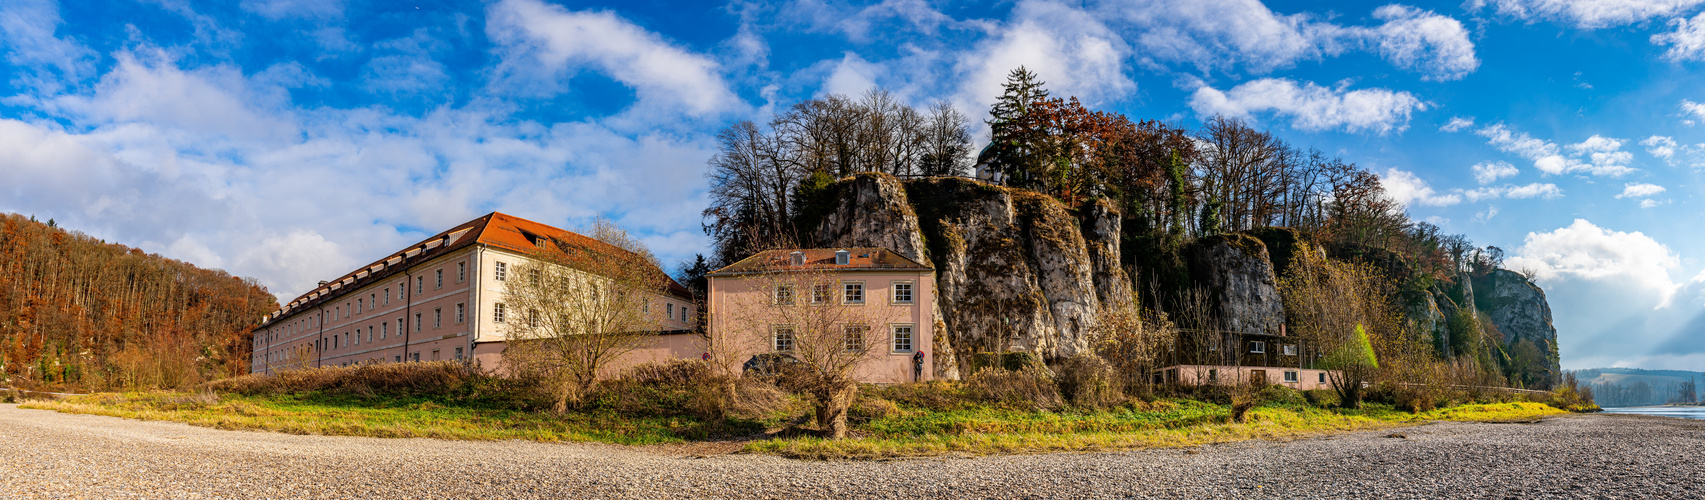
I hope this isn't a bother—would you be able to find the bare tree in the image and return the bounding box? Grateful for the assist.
[715,260,906,439]
[500,217,672,413]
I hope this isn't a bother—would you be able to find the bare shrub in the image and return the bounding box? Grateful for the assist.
[594,360,793,424]
[967,366,1061,410]
[204,361,481,399]
[1055,355,1124,409]
[848,393,900,424]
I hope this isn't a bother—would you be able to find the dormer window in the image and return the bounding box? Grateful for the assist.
[790,251,804,266]
[835,250,849,265]
[534,237,547,249]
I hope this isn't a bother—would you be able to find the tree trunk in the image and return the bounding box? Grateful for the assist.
[814,382,857,439]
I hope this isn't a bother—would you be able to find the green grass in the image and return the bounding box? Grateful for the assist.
[22,391,760,445]
[22,389,1568,460]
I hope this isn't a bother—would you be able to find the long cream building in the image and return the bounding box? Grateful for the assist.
[250,212,700,374]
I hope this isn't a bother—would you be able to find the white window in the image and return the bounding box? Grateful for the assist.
[414,313,422,332]
[773,326,795,351]
[454,347,464,361]
[455,303,465,324]
[666,303,674,318]
[416,276,423,294]
[434,308,442,328]
[398,282,406,298]
[1282,344,1297,356]
[1284,371,1299,383]
[843,282,864,304]
[435,269,443,289]
[812,283,832,304]
[843,324,866,351]
[494,262,507,281]
[384,288,391,305]
[1250,341,1266,354]
[893,282,914,304]
[396,319,404,337]
[681,306,690,322]
[367,326,373,343]
[336,306,341,319]
[457,262,466,282]
[357,298,363,313]
[835,249,849,265]
[369,294,376,310]
[891,325,914,352]
[494,303,506,323]
[381,322,388,339]
[774,285,795,305]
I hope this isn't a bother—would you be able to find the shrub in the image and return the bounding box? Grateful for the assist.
[967,365,1061,410]
[594,359,791,422]
[204,362,483,399]
[1055,355,1124,409]
[864,381,982,412]
[1254,384,1307,408]
[967,351,1048,374]
[847,394,900,424]
[1303,389,1340,408]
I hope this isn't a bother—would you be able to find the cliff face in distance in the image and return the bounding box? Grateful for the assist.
[806,173,1561,383]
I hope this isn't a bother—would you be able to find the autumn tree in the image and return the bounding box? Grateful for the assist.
[500,217,674,413]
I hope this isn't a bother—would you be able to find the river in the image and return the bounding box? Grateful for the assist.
[1601,405,1705,420]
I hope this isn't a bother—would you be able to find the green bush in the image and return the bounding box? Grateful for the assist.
[1303,389,1340,408]
[1254,384,1308,408]
[1055,355,1125,409]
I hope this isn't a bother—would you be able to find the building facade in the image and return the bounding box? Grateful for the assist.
[706,248,935,384]
[250,212,699,374]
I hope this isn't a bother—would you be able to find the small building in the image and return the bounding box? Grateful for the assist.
[1156,328,1337,391]
[249,212,700,375]
[706,248,935,384]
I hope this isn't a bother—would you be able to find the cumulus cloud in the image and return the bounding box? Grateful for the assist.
[957,1,1135,110]
[1474,124,1635,177]
[0,0,98,93]
[1681,99,1705,125]
[1189,78,1425,134]
[1472,160,1519,184]
[485,0,740,117]
[1462,182,1564,201]
[1506,219,1688,308]
[1652,11,1705,61]
[1470,0,1705,28]
[1380,168,1462,207]
[1101,0,1477,80]
[1441,116,1475,132]
[1642,135,1678,158]
[1617,183,1668,203]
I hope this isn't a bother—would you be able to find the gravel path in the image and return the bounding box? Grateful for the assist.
[1,403,1701,499]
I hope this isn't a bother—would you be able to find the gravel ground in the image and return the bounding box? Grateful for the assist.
[1,403,1701,499]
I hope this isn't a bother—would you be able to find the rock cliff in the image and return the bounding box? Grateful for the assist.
[1473,269,1561,381]
[1186,234,1285,336]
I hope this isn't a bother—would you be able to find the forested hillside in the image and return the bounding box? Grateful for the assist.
[0,214,277,390]
[700,67,1561,393]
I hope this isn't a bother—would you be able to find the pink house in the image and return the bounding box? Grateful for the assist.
[705,248,935,384]
[249,212,702,375]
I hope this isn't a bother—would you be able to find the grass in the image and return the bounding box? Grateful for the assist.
[21,389,1567,460]
[21,391,759,445]
[748,401,1566,459]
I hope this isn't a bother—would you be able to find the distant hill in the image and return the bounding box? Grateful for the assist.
[1573,367,1703,407]
[0,214,277,390]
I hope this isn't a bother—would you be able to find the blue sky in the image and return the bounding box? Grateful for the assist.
[4,0,1705,371]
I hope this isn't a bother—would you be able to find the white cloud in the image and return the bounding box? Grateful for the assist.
[1471,0,1705,28]
[0,0,98,93]
[1380,168,1462,207]
[240,0,344,20]
[956,0,1135,112]
[1506,219,1688,307]
[1441,116,1475,132]
[485,0,740,117]
[1475,204,1499,222]
[1462,182,1564,201]
[1474,124,1635,176]
[1652,11,1705,61]
[1472,160,1519,184]
[781,0,958,42]
[1642,135,1678,158]
[1362,5,1480,81]
[1189,78,1425,134]
[820,52,885,98]
[1617,182,1667,198]
[1681,99,1705,124]
[1102,1,1477,80]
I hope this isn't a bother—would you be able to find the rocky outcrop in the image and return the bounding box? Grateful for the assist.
[1186,234,1285,336]
[1473,269,1560,380]
[811,175,1117,377]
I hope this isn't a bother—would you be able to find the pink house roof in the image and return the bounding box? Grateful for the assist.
[708,247,933,277]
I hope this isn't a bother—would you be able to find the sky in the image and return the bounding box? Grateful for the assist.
[3,0,1705,371]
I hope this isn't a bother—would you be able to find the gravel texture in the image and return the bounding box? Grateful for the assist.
[1,403,1701,499]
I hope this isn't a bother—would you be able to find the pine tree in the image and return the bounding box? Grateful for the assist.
[986,67,1050,188]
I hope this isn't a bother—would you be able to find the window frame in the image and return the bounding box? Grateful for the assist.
[1281,344,1297,356]
[435,269,443,289]
[455,303,465,324]
[891,281,914,304]
[843,324,867,352]
[494,262,507,281]
[1284,370,1299,383]
[772,325,796,352]
[457,262,466,283]
[773,284,795,305]
[1250,341,1266,354]
[434,308,442,328]
[890,324,915,353]
[842,281,865,305]
[493,303,506,323]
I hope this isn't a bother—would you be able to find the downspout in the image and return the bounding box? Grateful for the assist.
[263,320,272,376]
[467,245,483,366]
[315,309,325,368]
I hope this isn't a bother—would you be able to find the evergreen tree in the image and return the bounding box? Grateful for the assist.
[986,67,1050,188]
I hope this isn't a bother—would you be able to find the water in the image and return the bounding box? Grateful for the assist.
[1601,405,1705,420]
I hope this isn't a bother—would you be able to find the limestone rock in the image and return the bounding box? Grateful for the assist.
[1186,234,1285,336]
[1474,269,1560,381]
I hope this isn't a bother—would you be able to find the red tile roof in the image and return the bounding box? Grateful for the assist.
[708,247,933,276]
[263,212,690,324]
